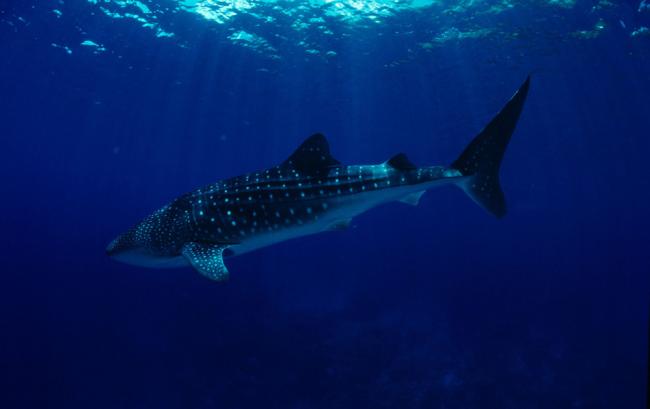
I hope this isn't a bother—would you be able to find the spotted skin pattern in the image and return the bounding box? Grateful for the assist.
[185,162,454,246]
[181,242,228,281]
[107,77,530,281]
[106,136,462,281]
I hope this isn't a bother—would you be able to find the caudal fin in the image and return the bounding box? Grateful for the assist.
[451,76,530,218]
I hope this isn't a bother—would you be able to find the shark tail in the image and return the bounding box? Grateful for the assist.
[450,76,530,219]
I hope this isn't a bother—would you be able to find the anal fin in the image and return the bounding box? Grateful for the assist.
[182,242,230,281]
[327,219,352,231]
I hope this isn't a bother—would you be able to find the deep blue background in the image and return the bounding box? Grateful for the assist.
[1,1,649,408]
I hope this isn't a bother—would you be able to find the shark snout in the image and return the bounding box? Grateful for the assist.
[106,229,185,269]
[106,235,126,257]
[106,232,149,265]
[105,237,120,256]
[106,231,137,257]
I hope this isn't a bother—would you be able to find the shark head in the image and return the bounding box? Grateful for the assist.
[106,229,148,265]
[106,205,189,268]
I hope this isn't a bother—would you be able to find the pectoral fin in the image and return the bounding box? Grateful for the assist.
[182,242,230,281]
[399,191,425,206]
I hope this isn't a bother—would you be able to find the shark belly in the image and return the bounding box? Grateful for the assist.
[110,247,189,269]
[226,180,446,256]
[227,220,334,256]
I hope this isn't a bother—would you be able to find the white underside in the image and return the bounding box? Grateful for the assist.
[113,178,457,269]
[228,179,451,256]
[111,249,189,268]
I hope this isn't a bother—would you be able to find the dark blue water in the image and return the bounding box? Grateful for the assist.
[1,1,649,408]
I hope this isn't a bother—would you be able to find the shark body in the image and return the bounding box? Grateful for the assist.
[107,77,530,281]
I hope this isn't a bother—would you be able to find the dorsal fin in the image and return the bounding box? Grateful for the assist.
[386,153,417,170]
[282,133,340,174]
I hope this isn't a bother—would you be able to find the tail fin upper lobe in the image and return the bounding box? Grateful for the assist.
[451,76,530,218]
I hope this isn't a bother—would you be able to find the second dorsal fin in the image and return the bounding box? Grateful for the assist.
[386,153,417,170]
[282,133,341,174]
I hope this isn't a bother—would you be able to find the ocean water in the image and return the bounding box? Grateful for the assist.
[1,1,649,408]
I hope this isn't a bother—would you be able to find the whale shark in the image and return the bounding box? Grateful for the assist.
[107,77,530,281]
